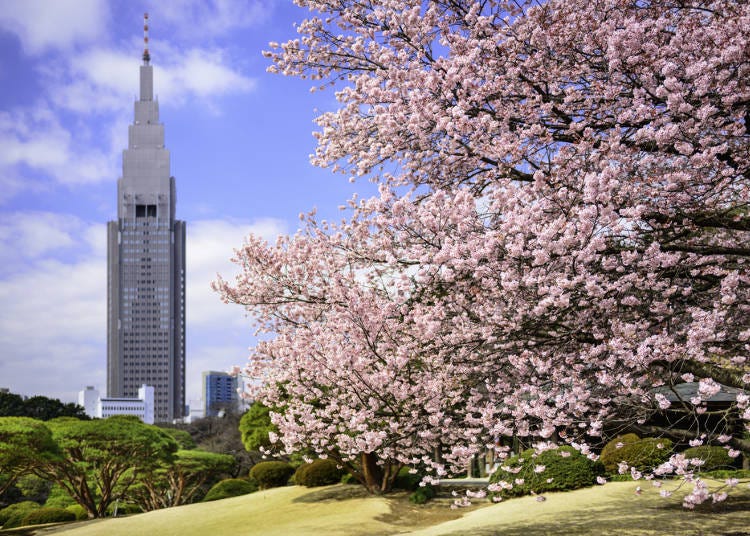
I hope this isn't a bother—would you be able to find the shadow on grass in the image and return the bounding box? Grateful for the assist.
[292,484,372,503]
[443,491,750,536]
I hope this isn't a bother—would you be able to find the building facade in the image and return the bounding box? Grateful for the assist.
[202,371,239,417]
[78,385,155,424]
[107,28,186,423]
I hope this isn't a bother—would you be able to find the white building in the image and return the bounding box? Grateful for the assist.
[78,385,155,424]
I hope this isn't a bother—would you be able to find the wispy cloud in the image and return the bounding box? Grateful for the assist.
[149,0,274,38]
[0,0,109,54]
[0,106,118,187]
[0,212,285,403]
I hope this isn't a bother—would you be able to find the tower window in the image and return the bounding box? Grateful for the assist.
[136,204,157,218]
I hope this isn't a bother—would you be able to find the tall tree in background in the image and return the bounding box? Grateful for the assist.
[217,0,750,501]
[33,416,177,518]
[0,417,59,496]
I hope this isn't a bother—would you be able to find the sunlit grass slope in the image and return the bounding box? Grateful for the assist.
[38,481,750,536]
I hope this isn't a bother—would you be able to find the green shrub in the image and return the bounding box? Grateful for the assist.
[393,467,422,491]
[20,507,76,526]
[65,504,88,521]
[294,459,345,487]
[202,478,259,502]
[489,446,604,498]
[682,446,733,471]
[600,435,672,473]
[0,501,41,529]
[409,485,436,504]
[249,461,295,490]
[340,473,357,485]
[44,484,76,509]
[704,468,750,479]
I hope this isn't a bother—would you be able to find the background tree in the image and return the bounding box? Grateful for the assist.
[0,392,88,421]
[0,392,26,417]
[238,402,277,453]
[33,416,177,518]
[0,417,59,496]
[218,0,750,502]
[184,413,257,477]
[129,449,235,511]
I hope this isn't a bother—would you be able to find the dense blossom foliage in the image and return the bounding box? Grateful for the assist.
[215,0,750,499]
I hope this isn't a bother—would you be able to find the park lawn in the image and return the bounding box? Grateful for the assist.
[26,480,750,536]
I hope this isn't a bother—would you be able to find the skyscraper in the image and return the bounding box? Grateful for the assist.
[202,371,239,417]
[107,15,186,422]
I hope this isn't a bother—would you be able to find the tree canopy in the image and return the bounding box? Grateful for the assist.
[216,0,750,502]
[0,392,87,421]
[33,416,178,518]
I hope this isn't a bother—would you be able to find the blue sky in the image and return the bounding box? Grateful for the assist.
[0,0,373,407]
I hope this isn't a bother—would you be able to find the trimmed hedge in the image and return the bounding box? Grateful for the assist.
[0,501,41,529]
[21,507,76,527]
[682,446,733,471]
[294,459,345,487]
[393,467,422,491]
[202,478,258,502]
[65,504,88,521]
[409,485,436,504]
[600,434,672,473]
[248,461,295,490]
[489,446,604,498]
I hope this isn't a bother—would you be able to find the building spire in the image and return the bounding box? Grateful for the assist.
[142,12,150,64]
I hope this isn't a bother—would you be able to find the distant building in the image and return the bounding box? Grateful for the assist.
[107,14,186,423]
[78,385,155,424]
[202,371,239,417]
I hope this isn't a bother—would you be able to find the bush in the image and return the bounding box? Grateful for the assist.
[0,501,41,529]
[409,485,436,504]
[202,478,259,502]
[249,461,295,490]
[393,467,422,491]
[20,507,76,526]
[65,504,88,520]
[704,469,750,479]
[489,446,604,498]
[340,473,357,485]
[600,434,673,473]
[294,459,345,487]
[682,446,733,471]
[44,484,76,509]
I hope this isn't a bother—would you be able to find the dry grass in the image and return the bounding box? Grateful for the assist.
[18,480,750,536]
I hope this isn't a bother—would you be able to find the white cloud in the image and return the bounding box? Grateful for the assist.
[0,106,118,187]
[47,44,256,115]
[0,212,285,404]
[149,0,274,38]
[0,0,108,54]
[186,217,287,328]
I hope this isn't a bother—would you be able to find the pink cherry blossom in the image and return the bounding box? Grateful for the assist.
[216,0,750,496]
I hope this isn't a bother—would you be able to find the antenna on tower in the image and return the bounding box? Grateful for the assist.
[142,12,150,63]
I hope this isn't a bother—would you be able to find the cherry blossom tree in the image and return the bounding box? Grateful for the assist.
[216,0,750,500]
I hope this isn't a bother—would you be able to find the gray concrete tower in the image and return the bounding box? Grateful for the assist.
[107,16,186,422]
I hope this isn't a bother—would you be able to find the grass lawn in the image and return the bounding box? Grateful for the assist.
[16,480,750,536]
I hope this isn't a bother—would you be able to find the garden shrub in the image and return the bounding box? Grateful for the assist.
[0,501,41,529]
[294,459,345,487]
[682,446,733,471]
[202,478,258,502]
[20,507,76,526]
[704,469,750,479]
[393,467,422,491]
[249,461,294,490]
[489,446,604,498]
[340,473,357,484]
[600,434,672,473]
[409,485,436,504]
[65,504,88,520]
[44,484,76,509]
